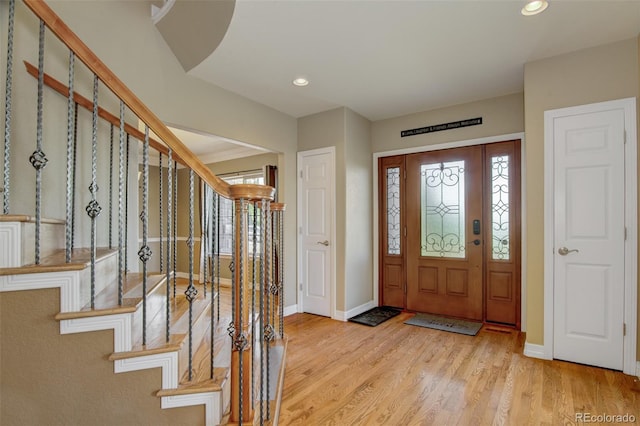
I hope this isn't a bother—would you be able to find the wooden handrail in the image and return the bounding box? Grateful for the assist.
[24,61,187,167]
[23,0,231,197]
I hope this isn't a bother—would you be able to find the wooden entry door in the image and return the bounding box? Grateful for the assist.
[406,146,484,320]
[379,141,521,326]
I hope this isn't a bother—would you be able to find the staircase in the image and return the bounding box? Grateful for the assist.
[1,215,230,424]
[0,1,286,425]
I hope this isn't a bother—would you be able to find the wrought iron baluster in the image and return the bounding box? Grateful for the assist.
[165,149,172,343]
[173,161,178,298]
[138,126,152,346]
[65,52,75,262]
[108,124,114,249]
[185,169,197,380]
[71,102,78,252]
[278,208,285,337]
[2,0,15,215]
[117,101,125,306]
[30,20,48,265]
[238,197,246,425]
[264,200,273,421]
[159,152,163,273]
[202,180,207,298]
[259,199,267,422]
[86,75,102,309]
[124,134,130,273]
[216,193,221,321]
[210,186,218,379]
[251,201,257,413]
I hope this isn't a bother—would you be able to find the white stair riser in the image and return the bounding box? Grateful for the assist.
[131,281,168,344]
[0,221,65,268]
[79,251,118,308]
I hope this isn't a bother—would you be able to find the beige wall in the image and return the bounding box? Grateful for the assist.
[0,289,203,426]
[344,109,373,310]
[298,107,374,313]
[372,92,524,153]
[523,37,640,350]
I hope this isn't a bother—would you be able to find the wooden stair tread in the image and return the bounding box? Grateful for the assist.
[108,334,186,360]
[0,247,117,276]
[156,369,228,397]
[0,214,65,224]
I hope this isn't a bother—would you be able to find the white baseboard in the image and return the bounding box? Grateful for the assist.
[523,342,550,360]
[334,300,376,322]
[283,304,297,317]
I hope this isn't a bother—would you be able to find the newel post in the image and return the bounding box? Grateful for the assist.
[228,184,274,425]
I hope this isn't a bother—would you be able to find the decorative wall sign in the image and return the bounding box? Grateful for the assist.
[401,117,482,138]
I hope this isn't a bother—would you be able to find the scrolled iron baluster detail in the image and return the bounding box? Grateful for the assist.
[32,20,48,265]
[259,198,267,423]
[138,126,152,346]
[264,199,272,421]
[125,134,130,273]
[209,185,217,379]
[216,193,221,321]
[186,169,197,380]
[3,0,16,215]
[279,208,285,338]
[86,75,102,309]
[238,197,246,425]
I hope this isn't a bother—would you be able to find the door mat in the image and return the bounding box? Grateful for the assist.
[348,306,401,327]
[404,313,482,336]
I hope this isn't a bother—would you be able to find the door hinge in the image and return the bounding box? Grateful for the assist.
[299,170,303,179]
[625,227,627,240]
[299,226,302,235]
[404,283,407,294]
[299,283,303,291]
[624,130,627,144]
[623,323,626,336]
[404,226,407,237]
[404,169,407,180]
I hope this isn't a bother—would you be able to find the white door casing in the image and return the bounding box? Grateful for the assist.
[544,98,637,375]
[297,147,335,317]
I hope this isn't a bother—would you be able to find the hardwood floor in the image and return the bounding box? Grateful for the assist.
[279,312,640,425]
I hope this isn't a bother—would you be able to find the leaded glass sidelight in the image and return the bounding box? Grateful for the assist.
[491,155,510,260]
[386,167,401,255]
[420,161,465,258]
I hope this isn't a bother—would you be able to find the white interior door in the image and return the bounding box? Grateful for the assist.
[298,147,335,317]
[550,106,626,370]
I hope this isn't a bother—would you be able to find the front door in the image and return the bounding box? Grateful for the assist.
[379,141,521,325]
[549,105,626,370]
[406,146,484,320]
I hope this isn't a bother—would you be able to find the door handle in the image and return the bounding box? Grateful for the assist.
[316,240,329,246]
[467,239,481,246]
[558,247,579,256]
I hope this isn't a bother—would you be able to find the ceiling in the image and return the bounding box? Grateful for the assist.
[188,0,640,122]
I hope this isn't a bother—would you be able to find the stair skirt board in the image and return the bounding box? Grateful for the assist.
[0,268,225,425]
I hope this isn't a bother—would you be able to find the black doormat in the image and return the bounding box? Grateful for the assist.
[348,306,401,327]
[404,313,482,336]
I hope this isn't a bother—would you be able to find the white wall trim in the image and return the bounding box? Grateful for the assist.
[543,97,637,375]
[284,304,298,317]
[0,222,21,267]
[115,351,179,389]
[297,146,337,319]
[162,392,220,426]
[61,313,134,353]
[372,132,526,324]
[334,300,376,322]
[523,342,549,360]
[0,271,82,312]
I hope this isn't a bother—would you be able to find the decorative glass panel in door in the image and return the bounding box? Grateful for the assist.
[420,161,466,258]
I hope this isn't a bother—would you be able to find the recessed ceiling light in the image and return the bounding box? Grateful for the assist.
[292,77,309,87]
[521,0,548,16]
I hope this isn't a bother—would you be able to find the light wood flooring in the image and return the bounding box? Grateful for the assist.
[279,312,640,425]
